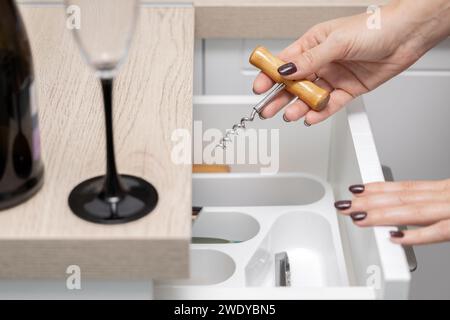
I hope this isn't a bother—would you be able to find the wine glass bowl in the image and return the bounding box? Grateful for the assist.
[65,0,158,224]
[65,0,139,78]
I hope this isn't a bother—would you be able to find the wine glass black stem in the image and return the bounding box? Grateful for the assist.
[101,78,125,201]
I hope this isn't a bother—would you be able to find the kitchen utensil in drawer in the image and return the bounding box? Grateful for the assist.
[191,237,242,244]
[275,251,291,287]
[192,206,203,222]
[193,164,230,173]
[217,46,330,149]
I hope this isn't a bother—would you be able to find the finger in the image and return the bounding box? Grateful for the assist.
[304,89,353,125]
[350,202,450,227]
[277,25,327,62]
[357,180,450,196]
[313,78,334,92]
[252,39,314,95]
[253,52,320,94]
[253,72,275,94]
[338,191,450,214]
[253,67,319,96]
[259,90,294,119]
[279,40,342,80]
[390,220,450,246]
[283,78,333,123]
[283,99,309,122]
[252,63,321,95]
[254,24,329,93]
[317,62,368,97]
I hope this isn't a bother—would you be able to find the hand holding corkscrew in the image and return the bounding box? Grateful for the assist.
[217,46,330,149]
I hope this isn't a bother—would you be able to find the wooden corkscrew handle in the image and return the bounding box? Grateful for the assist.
[249,46,330,112]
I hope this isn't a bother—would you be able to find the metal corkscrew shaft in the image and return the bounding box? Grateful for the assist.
[217,83,286,149]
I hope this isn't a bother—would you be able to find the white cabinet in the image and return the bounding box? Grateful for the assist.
[363,38,450,181]
[365,73,450,181]
[407,39,450,71]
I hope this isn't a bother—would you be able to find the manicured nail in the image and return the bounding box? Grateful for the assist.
[390,231,404,238]
[278,62,297,76]
[304,120,311,127]
[349,184,365,194]
[192,206,203,216]
[282,114,290,122]
[334,200,352,210]
[350,212,367,221]
[259,113,266,120]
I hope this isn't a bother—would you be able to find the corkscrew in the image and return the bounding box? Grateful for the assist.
[217,82,286,149]
[217,46,331,149]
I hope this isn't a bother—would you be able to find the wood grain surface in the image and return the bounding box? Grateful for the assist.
[0,5,194,279]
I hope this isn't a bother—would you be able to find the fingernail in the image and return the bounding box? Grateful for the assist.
[252,87,261,95]
[259,113,266,120]
[334,200,352,210]
[192,206,203,216]
[390,231,404,238]
[282,114,290,122]
[350,212,367,221]
[278,62,297,76]
[349,184,365,194]
[304,120,311,127]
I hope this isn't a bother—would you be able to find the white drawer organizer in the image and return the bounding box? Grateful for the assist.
[155,96,411,300]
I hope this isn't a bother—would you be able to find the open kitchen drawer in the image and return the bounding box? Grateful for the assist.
[154,96,411,300]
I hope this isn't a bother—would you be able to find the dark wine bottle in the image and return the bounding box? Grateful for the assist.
[0,0,44,209]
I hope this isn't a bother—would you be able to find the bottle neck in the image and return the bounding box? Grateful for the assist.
[0,0,27,51]
[0,0,33,88]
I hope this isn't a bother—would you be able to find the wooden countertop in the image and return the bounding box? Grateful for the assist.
[0,5,193,279]
[3,0,384,280]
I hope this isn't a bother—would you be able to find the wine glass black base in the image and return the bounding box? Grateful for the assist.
[68,175,158,225]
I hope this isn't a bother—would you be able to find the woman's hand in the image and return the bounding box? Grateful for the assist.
[253,0,450,125]
[334,180,450,245]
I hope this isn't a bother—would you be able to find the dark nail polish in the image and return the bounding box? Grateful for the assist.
[282,114,290,122]
[334,200,352,210]
[304,120,311,127]
[390,231,404,238]
[349,184,365,194]
[192,206,203,216]
[259,113,266,120]
[350,212,367,221]
[278,62,297,76]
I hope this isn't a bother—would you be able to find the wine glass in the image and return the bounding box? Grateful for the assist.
[65,0,158,224]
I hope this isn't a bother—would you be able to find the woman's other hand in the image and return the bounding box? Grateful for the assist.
[335,180,450,245]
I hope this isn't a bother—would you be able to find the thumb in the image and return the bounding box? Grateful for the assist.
[278,40,338,80]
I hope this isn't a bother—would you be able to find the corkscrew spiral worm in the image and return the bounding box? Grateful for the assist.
[217,83,286,149]
[217,111,258,149]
